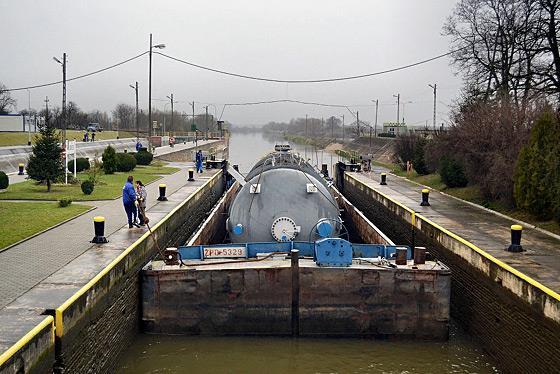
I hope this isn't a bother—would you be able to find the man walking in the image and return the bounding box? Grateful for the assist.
[196,150,204,173]
[122,175,138,228]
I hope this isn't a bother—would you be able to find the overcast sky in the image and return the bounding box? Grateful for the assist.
[1,0,462,126]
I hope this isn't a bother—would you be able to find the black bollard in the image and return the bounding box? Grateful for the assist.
[420,188,430,206]
[380,172,387,185]
[507,225,524,252]
[188,169,195,182]
[157,184,168,201]
[321,164,329,177]
[18,163,24,175]
[395,247,408,265]
[91,216,108,243]
[233,164,239,172]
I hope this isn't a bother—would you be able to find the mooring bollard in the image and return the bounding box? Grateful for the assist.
[157,184,168,201]
[414,246,426,265]
[91,216,108,244]
[420,188,430,206]
[233,164,239,172]
[380,172,387,185]
[507,224,524,252]
[321,164,329,177]
[164,247,180,265]
[395,247,408,265]
[188,169,195,182]
[18,163,24,175]
[291,249,300,337]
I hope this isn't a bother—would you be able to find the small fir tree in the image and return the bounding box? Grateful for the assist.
[26,110,64,192]
[102,145,117,174]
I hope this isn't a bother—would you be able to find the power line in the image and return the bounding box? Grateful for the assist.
[4,51,149,92]
[154,50,455,84]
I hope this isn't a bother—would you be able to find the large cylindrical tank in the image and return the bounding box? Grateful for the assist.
[228,149,340,243]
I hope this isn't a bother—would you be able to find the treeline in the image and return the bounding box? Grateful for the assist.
[262,116,367,138]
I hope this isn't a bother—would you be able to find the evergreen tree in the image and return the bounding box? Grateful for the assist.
[514,110,560,221]
[412,137,430,175]
[102,145,117,174]
[26,109,64,192]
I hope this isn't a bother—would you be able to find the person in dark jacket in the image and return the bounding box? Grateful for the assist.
[122,175,138,228]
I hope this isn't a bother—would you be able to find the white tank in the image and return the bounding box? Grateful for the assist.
[228,149,340,243]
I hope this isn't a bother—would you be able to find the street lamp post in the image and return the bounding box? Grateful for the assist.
[166,94,174,136]
[372,99,378,137]
[393,94,400,124]
[148,33,165,145]
[53,53,67,145]
[129,82,139,142]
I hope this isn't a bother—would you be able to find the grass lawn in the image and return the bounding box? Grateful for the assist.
[0,163,180,201]
[0,130,137,146]
[0,201,91,249]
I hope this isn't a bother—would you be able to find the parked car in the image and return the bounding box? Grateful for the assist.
[86,123,103,132]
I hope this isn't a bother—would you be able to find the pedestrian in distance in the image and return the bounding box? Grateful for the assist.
[136,180,147,226]
[91,131,96,142]
[196,150,204,173]
[122,175,138,228]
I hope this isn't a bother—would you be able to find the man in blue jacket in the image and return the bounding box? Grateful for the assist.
[122,175,138,228]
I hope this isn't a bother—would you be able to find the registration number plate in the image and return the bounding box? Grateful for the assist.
[203,246,247,258]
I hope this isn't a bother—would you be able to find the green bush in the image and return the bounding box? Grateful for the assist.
[413,137,430,175]
[439,157,468,188]
[0,171,8,189]
[58,198,72,207]
[67,157,90,172]
[116,152,137,172]
[81,180,94,195]
[102,146,117,174]
[135,150,154,165]
[514,110,560,220]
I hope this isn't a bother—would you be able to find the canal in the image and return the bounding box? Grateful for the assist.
[118,131,499,373]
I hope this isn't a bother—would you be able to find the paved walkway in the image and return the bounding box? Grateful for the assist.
[349,170,560,292]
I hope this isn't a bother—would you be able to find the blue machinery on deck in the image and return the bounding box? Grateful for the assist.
[177,238,412,267]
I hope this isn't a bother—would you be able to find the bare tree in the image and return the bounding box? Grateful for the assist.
[112,104,135,130]
[0,83,16,114]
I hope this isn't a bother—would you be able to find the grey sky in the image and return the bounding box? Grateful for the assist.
[1,0,461,126]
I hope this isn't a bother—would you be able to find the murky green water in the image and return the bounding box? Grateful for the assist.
[118,132,499,373]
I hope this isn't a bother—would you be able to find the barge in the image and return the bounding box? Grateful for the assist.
[141,145,451,340]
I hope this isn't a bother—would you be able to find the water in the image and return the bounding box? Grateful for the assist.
[117,131,500,373]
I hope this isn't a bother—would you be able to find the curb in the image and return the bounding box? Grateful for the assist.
[0,205,97,254]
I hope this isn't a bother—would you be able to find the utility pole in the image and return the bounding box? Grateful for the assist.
[205,105,209,139]
[44,96,49,122]
[305,114,308,159]
[374,99,379,137]
[393,94,400,124]
[130,82,139,142]
[356,111,360,138]
[53,53,67,144]
[428,83,437,132]
[148,34,166,145]
[342,114,345,142]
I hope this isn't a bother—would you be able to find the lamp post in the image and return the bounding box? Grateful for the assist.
[129,82,139,142]
[166,94,174,136]
[428,83,437,132]
[148,33,166,144]
[401,101,413,124]
[53,53,67,145]
[371,99,378,137]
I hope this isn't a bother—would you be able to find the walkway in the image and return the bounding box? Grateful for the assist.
[349,170,560,292]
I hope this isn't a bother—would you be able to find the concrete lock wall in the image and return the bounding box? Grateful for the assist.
[0,316,55,374]
[52,171,225,373]
[156,141,227,163]
[142,264,450,339]
[341,172,560,374]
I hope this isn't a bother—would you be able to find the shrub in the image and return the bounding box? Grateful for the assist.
[135,150,153,165]
[514,110,560,220]
[67,157,90,172]
[116,152,137,172]
[440,157,468,188]
[102,146,117,174]
[413,137,430,175]
[0,171,8,189]
[81,180,94,195]
[58,198,72,207]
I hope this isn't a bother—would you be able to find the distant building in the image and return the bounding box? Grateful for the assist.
[382,122,408,136]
